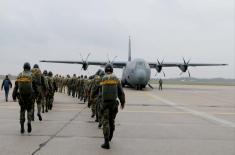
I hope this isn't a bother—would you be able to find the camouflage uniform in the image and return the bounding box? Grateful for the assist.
[79,76,84,101]
[41,72,49,113]
[100,70,125,149]
[31,67,45,121]
[90,75,102,121]
[71,74,77,97]
[83,76,89,102]
[13,66,36,134]
[46,73,55,111]
[62,76,67,93]
[75,76,80,97]
[68,76,73,96]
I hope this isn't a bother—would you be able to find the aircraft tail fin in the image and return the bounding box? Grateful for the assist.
[128,36,131,61]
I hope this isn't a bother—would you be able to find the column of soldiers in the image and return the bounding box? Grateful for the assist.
[13,63,125,150]
[55,65,126,149]
[13,63,57,134]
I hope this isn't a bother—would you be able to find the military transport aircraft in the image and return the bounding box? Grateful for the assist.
[40,37,227,90]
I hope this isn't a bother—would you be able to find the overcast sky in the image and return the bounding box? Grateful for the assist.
[0,0,234,78]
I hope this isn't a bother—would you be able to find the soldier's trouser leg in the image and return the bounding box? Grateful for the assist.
[36,95,42,121]
[32,101,35,121]
[20,102,33,123]
[20,105,26,125]
[42,96,45,113]
[4,89,9,101]
[46,96,50,112]
[98,103,103,125]
[36,97,42,115]
[102,108,110,139]
[49,96,54,110]
[91,101,96,117]
[109,106,118,141]
[26,104,33,124]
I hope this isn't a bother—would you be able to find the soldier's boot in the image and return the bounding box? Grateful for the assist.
[46,104,49,112]
[101,138,110,149]
[20,122,25,134]
[37,114,42,121]
[109,129,114,142]
[27,122,32,133]
[98,123,102,128]
[42,107,44,113]
[95,113,99,122]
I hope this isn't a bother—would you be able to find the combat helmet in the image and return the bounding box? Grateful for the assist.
[43,70,48,75]
[23,62,31,71]
[48,71,53,77]
[33,64,39,68]
[104,64,113,73]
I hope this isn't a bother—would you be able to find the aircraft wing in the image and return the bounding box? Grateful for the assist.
[148,62,227,68]
[40,60,126,68]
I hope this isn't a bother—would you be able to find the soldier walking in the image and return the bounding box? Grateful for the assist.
[1,75,12,102]
[100,64,125,149]
[159,78,163,90]
[42,70,49,113]
[12,62,36,134]
[31,64,45,121]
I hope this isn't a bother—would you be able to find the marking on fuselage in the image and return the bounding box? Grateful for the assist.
[144,93,235,128]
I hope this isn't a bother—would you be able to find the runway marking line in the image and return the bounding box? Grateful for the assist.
[144,92,235,128]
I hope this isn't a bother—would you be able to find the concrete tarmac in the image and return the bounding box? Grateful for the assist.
[0,84,234,155]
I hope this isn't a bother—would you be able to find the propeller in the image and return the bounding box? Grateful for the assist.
[179,57,191,77]
[80,53,91,70]
[155,59,165,77]
[106,54,117,67]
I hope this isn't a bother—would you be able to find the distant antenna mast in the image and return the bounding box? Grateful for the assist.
[128,36,131,61]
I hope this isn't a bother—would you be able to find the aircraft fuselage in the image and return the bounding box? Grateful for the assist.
[121,58,151,89]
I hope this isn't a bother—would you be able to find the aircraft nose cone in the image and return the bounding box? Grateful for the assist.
[135,70,146,83]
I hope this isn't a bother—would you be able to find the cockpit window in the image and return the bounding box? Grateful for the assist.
[136,61,148,68]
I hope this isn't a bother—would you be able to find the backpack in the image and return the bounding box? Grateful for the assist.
[17,71,33,97]
[32,68,42,85]
[101,74,119,101]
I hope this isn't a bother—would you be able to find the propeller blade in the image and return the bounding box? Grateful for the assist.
[180,72,183,76]
[80,53,84,61]
[85,53,91,61]
[187,58,191,65]
[183,57,186,64]
[161,58,164,64]
[157,59,161,65]
[111,56,117,63]
[188,70,191,77]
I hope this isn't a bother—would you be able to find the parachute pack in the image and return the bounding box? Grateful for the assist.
[17,71,33,96]
[101,74,119,101]
[32,68,42,85]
